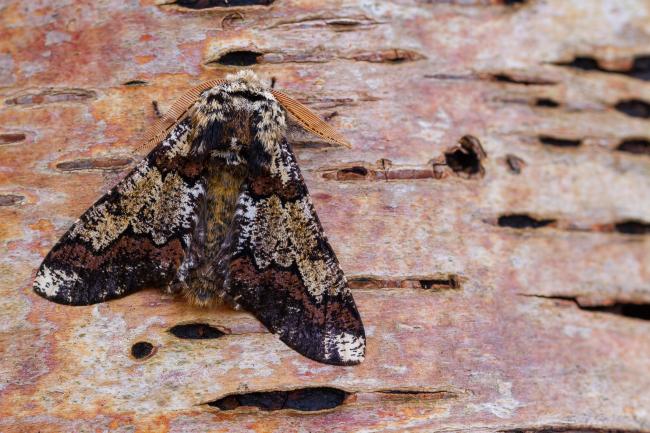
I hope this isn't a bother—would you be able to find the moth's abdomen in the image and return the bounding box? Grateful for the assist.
[176,161,247,307]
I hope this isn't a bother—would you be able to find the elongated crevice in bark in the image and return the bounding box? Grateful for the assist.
[378,389,454,396]
[208,49,424,65]
[419,277,461,290]
[322,164,438,181]
[0,133,26,144]
[326,18,377,31]
[582,303,650,320]
[206,387,459,412]
[614,220,650,235]
[491,216,650,235]
[430,0,528,6]
[522,294,650,322]
[5,88,97,105]
[497,214,556,229]
[122,80,148,86]
[368,389,461,403]
[351,49,425,63]
[535,98,560,107]
[169,0,274,9]
[322,136,487,181]
[500,427,647,433]
[617,139,650,156]
[336,166,370,180]
[615,99,650,119]
[55,157,134,172]
[0,194,25,206]
[490,73,557,86]
[539,135,582,147]
[348,275,462,290]
[169,323,225,339]
[207,388,348,411]
[269,16,380,31]
[555,54,650,81]
[209,50,263,66]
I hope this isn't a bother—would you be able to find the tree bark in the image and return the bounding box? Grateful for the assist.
[1,0,649,431]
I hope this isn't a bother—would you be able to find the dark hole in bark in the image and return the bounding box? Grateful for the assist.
[498,214,555,229]
[341,166,369,176]
[387,52,411,64]
[336,166,369,180]
[444,135,487,178]
[614,220,650,235]
[527,295,650,324]
[348,275,461,290]
[491,73,555,86]
[557,56,600,70]
[420,276,460,290]
[555,55,650,81]
[214,50,262,66]
[0,194,25,206]
[327,18,362,28]
[581,304,650,321]
[173,0,274,8]
[169,323,225,339]
[615,99,650,118]
[616,139,650,155]
[131,341,155,359]
[505,154,525,174]
[0,133,26,145]
[631,55,650,81]
[535,98,560,107]
[270,76,276,89]
[539,135,582,147]
[122,80,148,86]
[208,387,348,411]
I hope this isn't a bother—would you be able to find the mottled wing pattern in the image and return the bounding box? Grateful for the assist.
[222,139,366,365]
[33,119,206,305]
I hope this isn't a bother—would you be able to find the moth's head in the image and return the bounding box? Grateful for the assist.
[191,71,285,173]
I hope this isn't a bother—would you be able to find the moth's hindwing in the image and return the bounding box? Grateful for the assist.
[33,119,206,305]
[223,139,366,365]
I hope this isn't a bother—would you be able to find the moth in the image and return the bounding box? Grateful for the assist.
[33,71,365,366]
